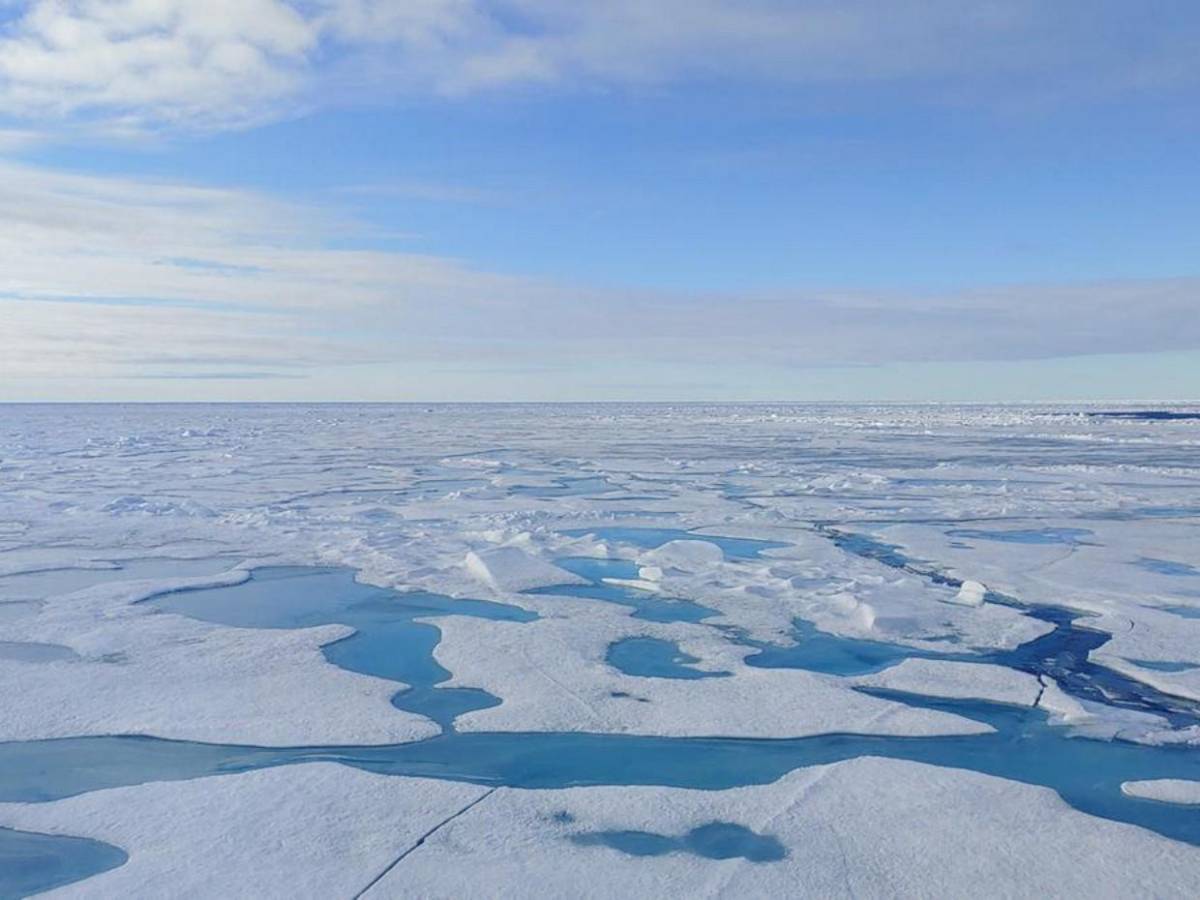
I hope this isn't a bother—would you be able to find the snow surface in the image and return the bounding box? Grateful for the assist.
[0,570,439,745]
[5,759,1195,898]
[433,606,990,738]
[0,765,487,898]
[369,758,1200,898]
[1122,779,1200,805]
[853,659,1042,708]
[4,402,1200,894]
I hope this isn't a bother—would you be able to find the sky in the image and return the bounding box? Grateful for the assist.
[1,0,1198,402]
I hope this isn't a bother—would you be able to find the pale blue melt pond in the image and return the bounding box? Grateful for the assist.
[510,476,617,498]
[0,826,127,898]
[562,527,787,559]
[572,822,785,862]
[528,557,717,624]
[606,637,730,680]
[8,692,1200,846]
[12,551,1200,890]
[554,556,642,582]
[1136,558,1199,577]
[946,527,1095,546]
[0,641,79,663]
[745,619,968,677]
[149,566,535,731]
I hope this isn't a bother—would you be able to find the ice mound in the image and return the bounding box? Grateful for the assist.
[465,547,583,593]
[638,566,664,583]
[949,580,987,607]
[1035,678,1093,725]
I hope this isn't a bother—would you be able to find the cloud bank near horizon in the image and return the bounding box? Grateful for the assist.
[1,1,1198,399]
[2,159,1197,390]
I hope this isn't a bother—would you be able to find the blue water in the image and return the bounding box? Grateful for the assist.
[745,619,968,677]
[0,641,79,663]
[823,530,920,573]
[1137,558,1199,577]
[562,527,788,560]
[528,557,716,623]
[555,557,642,582]
[607,637,730,680]
[572,822,786,862]
[1089,410,1200,421]
[149,567,536,732]
[822,528,1200,725]
[0,826,127,899]
[510,476,618,498]
[946,527,1096,546]
[12,542,1200,890]
[4,691,1200,844]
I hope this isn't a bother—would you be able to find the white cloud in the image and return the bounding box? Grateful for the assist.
[0,126,49,150]
[2,158,1199,388]
[0,0,320,129]
[0,1,1196,132]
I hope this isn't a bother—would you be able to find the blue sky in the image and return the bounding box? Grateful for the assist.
[1,0,1198,401]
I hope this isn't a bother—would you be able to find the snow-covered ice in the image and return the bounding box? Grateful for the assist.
[3,402,1200,895]
[0,570,439,746]
[1122,779,1200,805]
[368,758,1200,898]
[853,659,1042,708]
[431,607,991,738]
[0,765,487,898]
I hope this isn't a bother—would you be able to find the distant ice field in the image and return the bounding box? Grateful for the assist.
[2,402,1200,897]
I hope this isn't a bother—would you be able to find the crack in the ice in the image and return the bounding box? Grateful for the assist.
[813,523,1200,725]
[1032,675,1048,709]
[353,787,497,898]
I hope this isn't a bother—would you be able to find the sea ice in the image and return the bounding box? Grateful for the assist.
[0,765,487,898]
[853,659,1042,708]
[0,571,439,745]
[367,758,1200,898]
[3,402,1200,894]
[1122,779,1200,805]
[432,608,991,738]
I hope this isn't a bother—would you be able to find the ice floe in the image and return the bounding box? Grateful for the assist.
[0,765,487,898]
[1122,779,1200,806]
[368,758,1200,898]
[4,402,1200,893]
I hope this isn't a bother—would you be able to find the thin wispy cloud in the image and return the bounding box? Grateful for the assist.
[0,2,1196,400]
[2,157,1197,386]
[1,2,1197,132]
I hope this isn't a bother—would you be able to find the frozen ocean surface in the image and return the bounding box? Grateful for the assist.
[2,402,1200,897]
